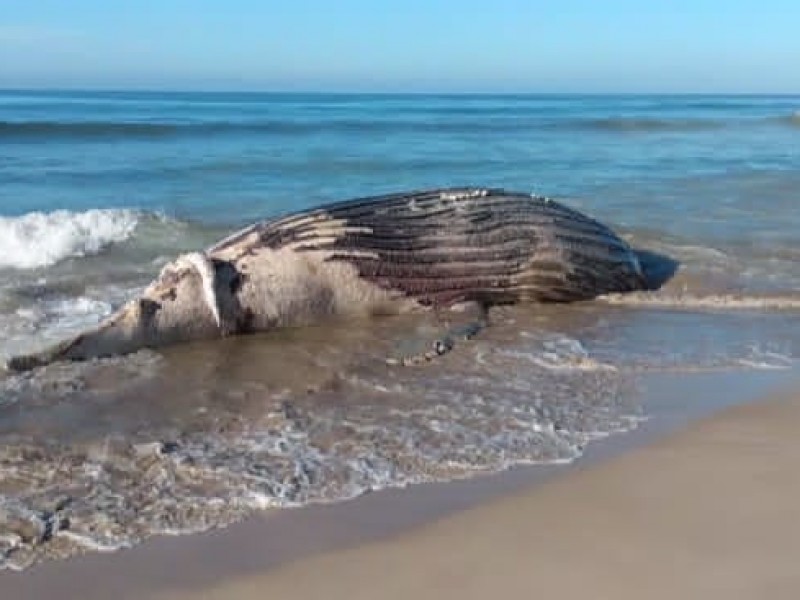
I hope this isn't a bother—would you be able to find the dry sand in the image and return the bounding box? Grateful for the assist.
[154,380,800,600]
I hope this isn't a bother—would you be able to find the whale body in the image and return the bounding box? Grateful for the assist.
[6,188,665,372]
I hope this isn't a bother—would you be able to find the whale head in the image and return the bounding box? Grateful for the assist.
[5,253,234,372]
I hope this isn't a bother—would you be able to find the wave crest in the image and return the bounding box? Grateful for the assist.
[0,209,139,269]
[3,112,798,139]
[576,117,724,132]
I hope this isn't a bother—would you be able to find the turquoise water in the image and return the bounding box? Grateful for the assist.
[2,92,798,228]
[0,91,798,569]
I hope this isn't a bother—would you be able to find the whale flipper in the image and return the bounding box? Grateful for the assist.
[385,301,489,366]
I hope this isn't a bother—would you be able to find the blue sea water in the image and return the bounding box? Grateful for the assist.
[0,91,798,569]
[1,91,798,226]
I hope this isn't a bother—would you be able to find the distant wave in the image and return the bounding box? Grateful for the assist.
[0,118,569,138]
[0,120,193,139]
[0,209,139,269]
[569,117,726,132]
[0,119,506,139]
[3,112,799,140]
[539,113,798,133]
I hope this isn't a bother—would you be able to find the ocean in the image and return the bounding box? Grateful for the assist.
[0,91,798,569]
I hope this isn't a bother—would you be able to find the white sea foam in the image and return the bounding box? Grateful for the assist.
[55,531,131,553]
[512,333,617,372]
[0,330,642,570]
[736,347,795,370]
[0,209,139,269]
[598,292,800,311]
[0,295,115,363]
[43,296,114,328]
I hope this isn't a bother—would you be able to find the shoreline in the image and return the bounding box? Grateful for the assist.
[173,370,800,600]
[2,365,797,599]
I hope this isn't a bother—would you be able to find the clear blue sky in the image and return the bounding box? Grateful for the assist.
[1,0,798,92]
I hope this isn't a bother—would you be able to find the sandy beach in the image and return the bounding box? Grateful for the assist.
[152,376,800,600]
[0,367,796,599]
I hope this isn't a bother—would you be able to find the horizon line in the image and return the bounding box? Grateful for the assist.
[2,87,800,97]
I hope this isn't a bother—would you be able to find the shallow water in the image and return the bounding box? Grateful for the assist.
[0,91,798,569]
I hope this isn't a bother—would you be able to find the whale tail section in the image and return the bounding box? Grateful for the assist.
[633,248,680,291]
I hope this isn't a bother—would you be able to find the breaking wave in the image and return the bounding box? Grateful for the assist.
[0,209,139,269]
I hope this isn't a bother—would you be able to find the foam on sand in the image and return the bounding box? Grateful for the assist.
[598,291,800,311]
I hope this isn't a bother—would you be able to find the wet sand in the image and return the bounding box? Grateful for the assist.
[2,367,799,599]
[160,375,800,600]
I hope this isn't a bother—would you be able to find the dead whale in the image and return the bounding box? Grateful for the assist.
[6,187,672,371]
